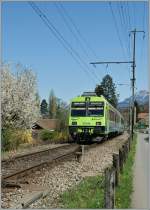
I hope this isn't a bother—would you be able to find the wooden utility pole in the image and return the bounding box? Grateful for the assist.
[90,28,145,140]
[130,29,145,140]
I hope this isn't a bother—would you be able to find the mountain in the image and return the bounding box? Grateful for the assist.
[118,90,149,109]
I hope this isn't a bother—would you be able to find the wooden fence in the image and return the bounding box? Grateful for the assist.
[104,136,131,208]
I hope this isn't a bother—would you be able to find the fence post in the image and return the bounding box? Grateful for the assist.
[113,153,119,186]
[128,136,131,151]
[104,167,115,209]
[122,145,126,162]
[119,148,123,172]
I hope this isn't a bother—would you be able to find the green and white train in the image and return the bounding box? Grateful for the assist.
[68,92,124,141]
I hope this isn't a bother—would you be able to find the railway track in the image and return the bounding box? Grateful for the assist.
[1,135,121,186]
[2,134,128,208]
[2,144,80,185]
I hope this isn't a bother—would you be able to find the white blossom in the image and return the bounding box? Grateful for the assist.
[1,64,40,129]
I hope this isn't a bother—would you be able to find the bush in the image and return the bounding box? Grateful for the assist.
[53,130,69,142]
[39,130,54,141]
[39,129,69,143]
[2,128,33,151]
[2,129,12,151]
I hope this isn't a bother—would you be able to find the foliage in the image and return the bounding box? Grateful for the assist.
[56,98,69,131]
[35,92,41,113]
[95,85,104,96]
[48,89,57,119]
[39,129,69,142]
[115,135,137,208]
[53,130,69,142]
[95,74,118,107]
[61,176,104,208]
[1,63,40,130]
[40,99,48,118]
[2,128,33,151]
[39,129,54,141]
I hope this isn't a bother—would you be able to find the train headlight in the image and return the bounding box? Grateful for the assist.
[72,121,77,125]
[96,122,101,126]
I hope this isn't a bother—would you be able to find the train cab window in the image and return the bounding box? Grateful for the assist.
[71,109,86,117]
[88,108,104,116]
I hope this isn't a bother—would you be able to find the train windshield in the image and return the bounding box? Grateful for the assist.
[71,109,86,116]
[88,108,104,116]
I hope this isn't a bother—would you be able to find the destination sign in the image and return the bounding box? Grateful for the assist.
[72,102,85,108]
[88,102,104,107]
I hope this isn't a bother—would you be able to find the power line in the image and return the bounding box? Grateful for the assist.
[142,2,146,31]
[54,2,90,59]
[126,2,131,30]
[59,2,98,59]
[28,1,98,83]
[119,2,130,57]
[133,3,136,28]
[109,2,128,60]
[54,2,100,81]
[120,3,128,31]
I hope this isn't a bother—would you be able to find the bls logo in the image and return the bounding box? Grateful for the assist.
[85,97,90,102]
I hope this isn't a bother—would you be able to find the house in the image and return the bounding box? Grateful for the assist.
[138,112,149,126]
[32,119,60,139]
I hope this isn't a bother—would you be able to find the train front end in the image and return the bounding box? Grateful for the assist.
[68,93,106,141]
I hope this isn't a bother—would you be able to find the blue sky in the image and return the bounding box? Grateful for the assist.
[2,1,149,103]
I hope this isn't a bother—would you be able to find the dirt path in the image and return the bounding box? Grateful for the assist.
[131,132,149,208]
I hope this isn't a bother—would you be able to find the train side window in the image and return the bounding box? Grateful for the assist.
[109,110,114,121]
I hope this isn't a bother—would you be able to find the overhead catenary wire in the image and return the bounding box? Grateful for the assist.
[54,2,100,80]
[133,3,136,28]
[54,2,90,59]
[59,1,98,59]
[28,1,98,83]
[123,2,132,57]
[109,1,131,82]
[109,2,128,60]
[126,2,131,30]
[117,2,130,57]
[139,2,146,70]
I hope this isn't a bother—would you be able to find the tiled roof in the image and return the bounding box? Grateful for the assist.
[33,119,59,130]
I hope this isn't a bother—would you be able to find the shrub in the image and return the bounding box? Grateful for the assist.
[39,129,69,143]
[2,129,13,151]
[1,128,33,151]
[53,130,69,142]
[39,129,54,141]
[15,130,33,144]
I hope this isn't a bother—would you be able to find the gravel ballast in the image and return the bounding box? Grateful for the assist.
[1,133,129,209]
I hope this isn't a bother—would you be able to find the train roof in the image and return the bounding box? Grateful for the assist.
[70,95,106,102]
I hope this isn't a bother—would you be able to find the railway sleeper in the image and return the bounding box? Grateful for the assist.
[2,180,21,188]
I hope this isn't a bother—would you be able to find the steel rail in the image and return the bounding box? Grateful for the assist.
[2,145,80,183]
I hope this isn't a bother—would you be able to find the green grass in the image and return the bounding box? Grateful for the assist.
[60,176,104,208]
[115,134,137,208]
[60,135,137,209]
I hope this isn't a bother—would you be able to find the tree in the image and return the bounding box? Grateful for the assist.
[95,85,104,97]
[36,92,41,113]
[95,74,118,107]
[40,99,48,117]
[1,63,40,129]
[48,89,57,118]
[56,98,69,130]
